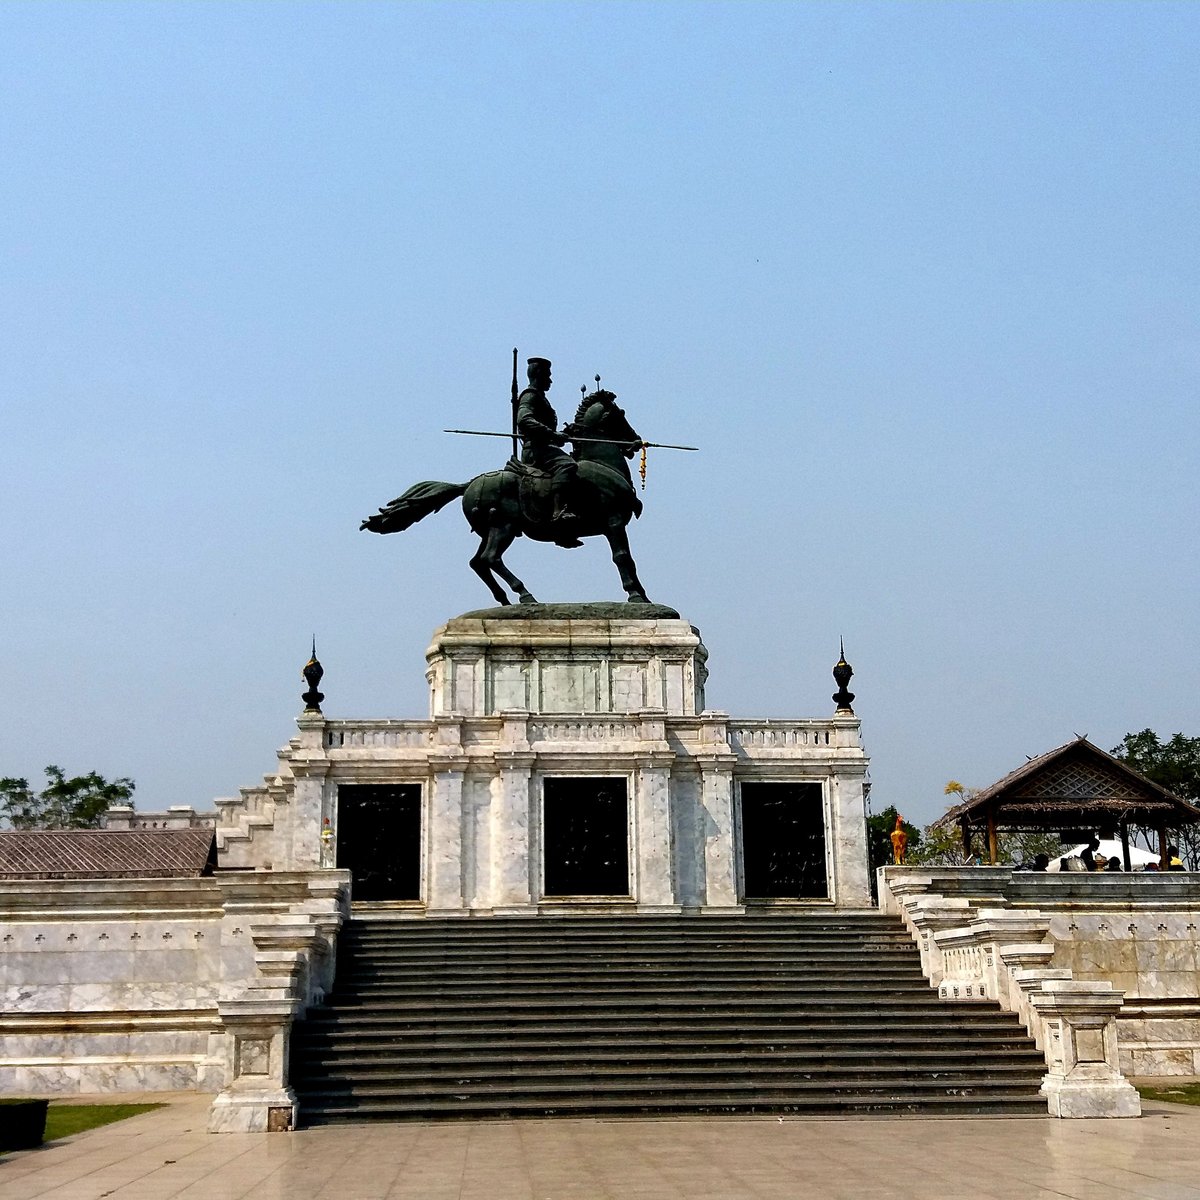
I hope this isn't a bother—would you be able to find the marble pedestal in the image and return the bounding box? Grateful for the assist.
[217,606,873,911]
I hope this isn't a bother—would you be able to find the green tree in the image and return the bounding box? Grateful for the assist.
[0,766,135,830]
[1112,729,1200,867]
[1111,730,1200,802]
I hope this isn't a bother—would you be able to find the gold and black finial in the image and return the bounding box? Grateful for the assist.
[832,638,855,714]
[302,637,325,713]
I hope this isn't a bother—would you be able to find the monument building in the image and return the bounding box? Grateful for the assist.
[216,608,873,914]
[0,356,1152,1127]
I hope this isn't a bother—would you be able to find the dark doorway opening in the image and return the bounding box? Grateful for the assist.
[543,777,630,897]
[740,781,828,899]
[336,784,421,901]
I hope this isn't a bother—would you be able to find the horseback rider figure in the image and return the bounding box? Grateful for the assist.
[361,352,697,606]
[513,356,584,547]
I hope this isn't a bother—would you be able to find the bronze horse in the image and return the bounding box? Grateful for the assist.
[361,391,651,606]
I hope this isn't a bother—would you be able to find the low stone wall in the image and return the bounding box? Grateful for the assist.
[0,871,350,1110]
[880,867,1200,1077]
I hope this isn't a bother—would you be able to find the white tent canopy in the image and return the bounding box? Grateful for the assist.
[1047,839,1162,871]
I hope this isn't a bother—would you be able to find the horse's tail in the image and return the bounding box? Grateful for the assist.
[360,480,468,534]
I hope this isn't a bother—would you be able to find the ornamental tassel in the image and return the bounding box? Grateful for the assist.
[639,445,648,490]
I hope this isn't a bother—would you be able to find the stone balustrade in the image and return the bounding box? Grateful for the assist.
[879,868,1141,1118]
[314,716,861,753]
[528,719,644,742]
[728,720,859,751]
[883,866,1200,1076]
[324,721,434,749]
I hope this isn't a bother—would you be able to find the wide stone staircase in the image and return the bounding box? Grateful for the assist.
[291,913,1048,1123]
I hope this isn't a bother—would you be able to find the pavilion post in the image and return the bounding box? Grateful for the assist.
[961,820,972,859]
[1119,821,1132,872]
[1158,825,1169,870]
[986,805,998,865]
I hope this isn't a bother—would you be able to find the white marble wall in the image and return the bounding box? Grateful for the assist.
[216,615,872,911]
[1049,909,1200,1075]
[0,872,350,1098]
[216,716,870,912]
[426,615,709,719]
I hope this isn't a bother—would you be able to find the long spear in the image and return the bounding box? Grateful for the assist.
[509,348,518,459]
[444,428,698,452]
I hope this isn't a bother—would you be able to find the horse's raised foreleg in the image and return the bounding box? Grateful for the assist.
[605,519,650,603]
[471,525,538,606]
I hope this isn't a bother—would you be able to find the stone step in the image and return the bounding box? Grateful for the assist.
[344,926,911,942]
[337,955,922,972]
[314,993,984,1017]
[340,938,917,956]
[342,933,919,947]
[293,913,1045,1124]
[333,972,935,990]
[295,1022,1036,1051]
[334,970,929,989]
[328,986,942,1007]
[299,1075,1046,1105]
[302,1008,1022,1036]
[341,941,916,957]
[345,921,907,940]
[295,1056,1046,1084]
[302,1099,1051,1123]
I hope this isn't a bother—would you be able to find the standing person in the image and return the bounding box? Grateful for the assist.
[514,356,583,544]
[1080,837,1100,871]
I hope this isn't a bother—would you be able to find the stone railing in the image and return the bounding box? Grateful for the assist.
[728,720,858,751]
[323,721,434,749]
[528,719,644,742]
[880,870,1140,1118]
[208,871,351,1132]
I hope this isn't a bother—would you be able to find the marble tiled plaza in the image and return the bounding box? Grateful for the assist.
[5,1092,1200,1200]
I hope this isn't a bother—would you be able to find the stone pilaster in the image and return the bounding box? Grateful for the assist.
[428,761,466,915]
[828,766,872,907]
[697,711,741,911]
[288,713,330,870]
[492,711,535,912]
[633,735,678,911]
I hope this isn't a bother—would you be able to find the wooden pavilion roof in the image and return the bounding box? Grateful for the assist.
[933,737,1200,832]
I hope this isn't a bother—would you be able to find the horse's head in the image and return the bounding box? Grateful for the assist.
[574,389,640,446]
[570,389,641,478]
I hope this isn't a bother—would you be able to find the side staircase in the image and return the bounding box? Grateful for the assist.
[291,913,1048,1123]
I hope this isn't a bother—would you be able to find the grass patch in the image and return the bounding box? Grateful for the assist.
[1137,1083,1200,1107]
[44,1103,162,1142]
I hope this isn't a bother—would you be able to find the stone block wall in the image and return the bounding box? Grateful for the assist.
[0,871,350,1098]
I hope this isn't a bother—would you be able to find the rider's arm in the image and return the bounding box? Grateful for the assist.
[516,396,563,444]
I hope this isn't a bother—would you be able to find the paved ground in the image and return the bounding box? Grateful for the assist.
[5,1094,1200,1200]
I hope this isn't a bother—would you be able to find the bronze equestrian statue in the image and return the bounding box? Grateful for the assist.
[360,357,653,606]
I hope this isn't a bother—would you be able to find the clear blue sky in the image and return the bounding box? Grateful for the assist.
[2,2,1197,825]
